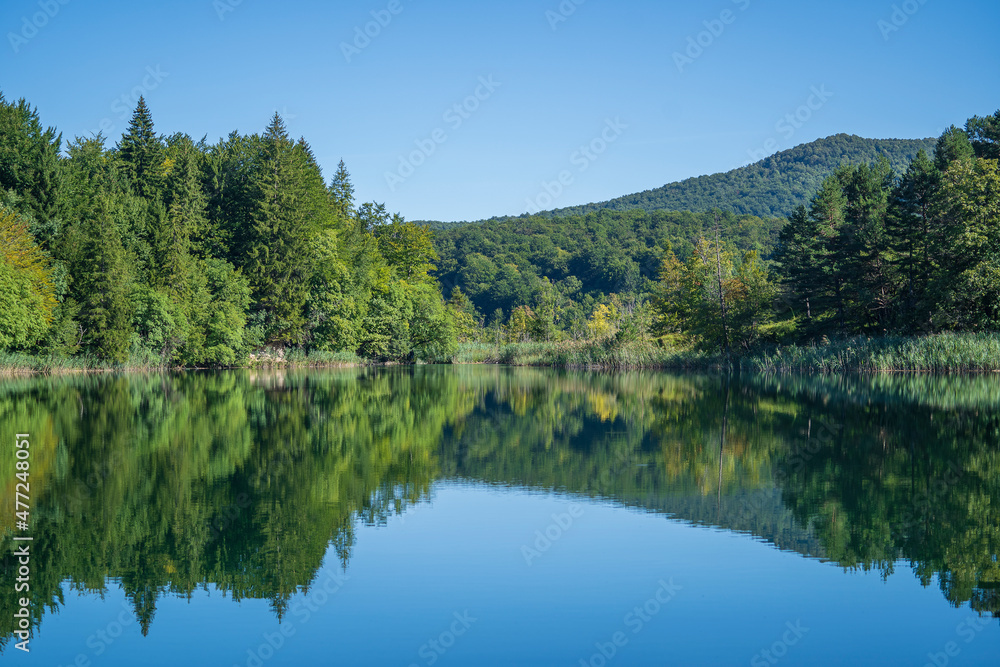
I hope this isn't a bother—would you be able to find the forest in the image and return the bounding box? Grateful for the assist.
[1,91,998,367]
[0,93,456,366]
[436,111,1000,357]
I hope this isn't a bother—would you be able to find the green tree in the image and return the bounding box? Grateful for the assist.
[76,196,136,362]
[931,158,1000,329]
[840,158,896,330]
[934,125,975,173]
[374,217,438,282]
[329,159,355,218]
[117,97,164,200]
[0,93,65,246]
[0,207,57,348]
[887,150,940,328]
[244,114,332,346]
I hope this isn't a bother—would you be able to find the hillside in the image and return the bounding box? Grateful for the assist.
[536,134,937,220]
[429,133,941,321]
[422,134,936,228]
[434,208,784,320]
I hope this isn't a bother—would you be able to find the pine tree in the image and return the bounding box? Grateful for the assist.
[808,172,850,333]
[775,205,820,324]
[245,114,332,346]
[329,159,355,219]
[77,195,136,362]
[965,111,1000,160]
[118,96,163,199]
[157,135,206,293]
[887,150,940,328]
[841,158,895,330]
[934,126,975,172]
[0,94,65,247]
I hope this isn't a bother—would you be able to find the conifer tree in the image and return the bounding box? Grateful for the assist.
[887,150,940,328]
[245,114,331,345]
[329,159,355,219]
[77,196,136,362]
[118,96,163,199]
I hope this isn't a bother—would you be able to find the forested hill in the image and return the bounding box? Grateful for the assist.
[535,134,936,219]
[421,134,936,228]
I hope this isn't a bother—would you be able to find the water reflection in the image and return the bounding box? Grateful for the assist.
[0,367,997,650]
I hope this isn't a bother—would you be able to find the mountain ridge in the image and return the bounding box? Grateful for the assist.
[419,133,937,228]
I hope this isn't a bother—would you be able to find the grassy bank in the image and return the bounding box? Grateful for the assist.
[0,349,366,376]
[5,333,999,376]
[743,333,1000,373]
[453,341,714,370]
[455,332,1000,373]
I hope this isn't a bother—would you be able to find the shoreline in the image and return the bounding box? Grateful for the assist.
[4,333,1000,376]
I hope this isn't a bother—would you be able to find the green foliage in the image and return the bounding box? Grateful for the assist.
[652,238,776,353]
[117,96,163,199]
[435,208,782,324]
[0,92,460,366]
[0,208,57,349]
[772,119,1000,341]
[0,93,65,244]
[242,116,332,345]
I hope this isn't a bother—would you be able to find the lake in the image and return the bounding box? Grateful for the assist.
[1,367,998,666]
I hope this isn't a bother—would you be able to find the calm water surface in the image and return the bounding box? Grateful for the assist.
[1,367,998,666]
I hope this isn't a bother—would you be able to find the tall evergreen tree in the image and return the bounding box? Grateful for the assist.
[76,195,136,362]
[966,111,1000,161]
[808,172,850,333]
[329,159,355,219]
[887,150,940,328]
[117,96,163,200]
[157,134,206,292]
[841,158,896,330]
[0,94,65,247]
[933,126,975,172]
[775,205,821,323]
[245,114,332,345]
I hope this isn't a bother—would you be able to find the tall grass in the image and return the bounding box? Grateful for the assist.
[0,352,108,375]
[457,340,716,370]
[4,333,998,376]
[282,349,365,367]
[745,333,1000,374]
[456,333,1000,373]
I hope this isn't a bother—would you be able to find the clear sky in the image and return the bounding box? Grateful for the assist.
[2,0,998,222]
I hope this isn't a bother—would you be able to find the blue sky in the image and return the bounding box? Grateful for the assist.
[2,0,998,222]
